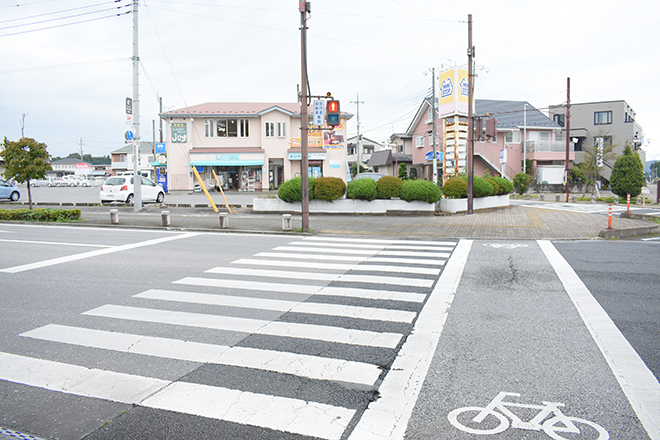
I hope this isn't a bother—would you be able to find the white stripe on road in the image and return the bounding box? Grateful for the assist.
[175,277,427,303]
[0,351,168,404]
[539,240,660,440]
[21,324,382,386]
[274,245,450,259]
[0,232,201,273]
[141,381,355,440]
[83,305,403,348]
[135,289,417,323]
[301,237,457,246]
[231,259,442,275]
[290,241,455,252]
[0,239,112,248]
[205,266,434,288]
[0,351,354,440]
[349,239,473,440]
[255,252,447,266]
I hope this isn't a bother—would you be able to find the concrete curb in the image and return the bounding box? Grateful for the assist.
[599,212,660,239]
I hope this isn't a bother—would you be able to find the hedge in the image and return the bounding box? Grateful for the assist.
[399,180,442,203]
[347,178,378,201]
[376,176,403,199]
[459,175,494,198]
[0,208,81,222]
[313,177,346,201]
[441,177,468,199]
[277,176,316,202]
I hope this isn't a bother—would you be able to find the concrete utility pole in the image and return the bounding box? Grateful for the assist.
[132,0,142,211]
[78,138,85,162]
[467,14,474,215]
[299,0,310,232]
[431,68,438,184]
[565,77,571,203]
[352,94,364,173]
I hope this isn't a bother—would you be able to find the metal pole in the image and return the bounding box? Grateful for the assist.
[467,14,474,215]
[132,0,142,210]
[565,77,571,203]
[299,1,309,231]
[431,68,438,184]
[523,104,527,174]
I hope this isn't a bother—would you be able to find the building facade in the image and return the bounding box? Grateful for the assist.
[160,103,349,191]
[110,142,155,178]
[549,100,645,181]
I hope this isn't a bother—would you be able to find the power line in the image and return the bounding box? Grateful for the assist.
[0,10,131,38]
[0,4,130,32]
[0,1,125,24]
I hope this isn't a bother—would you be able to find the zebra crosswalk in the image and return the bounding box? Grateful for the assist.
[2,236,458,440]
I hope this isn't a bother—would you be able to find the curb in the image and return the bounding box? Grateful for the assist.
[599,212,660,239]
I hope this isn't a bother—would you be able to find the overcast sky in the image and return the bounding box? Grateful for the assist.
[1,0,658,162]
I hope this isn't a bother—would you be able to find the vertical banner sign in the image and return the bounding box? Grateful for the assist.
[171,123,187,143]
[312,100,325,126]
[438,68,470,117]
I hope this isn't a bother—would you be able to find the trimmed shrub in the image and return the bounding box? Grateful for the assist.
[458,175,495,198]
[610,144,644,198]
[277,176,315,202]
[484,177,500,195]
[491,176,513,195]
[441,177,468,199]
[0,208,81,222]
[347,178,378,201]
[377,176,403,199]
[399,180,441,203]
[513,172,532,194]
[313,177,346,201]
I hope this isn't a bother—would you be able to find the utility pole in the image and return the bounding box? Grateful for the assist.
[158,96,163,142]
[467,13,474,215]
[431,68,438,184]
[299,0,310,232]
[132,0,142,211]
[565,77,571,203]
[78,138,85,162]
[351,94,364,174]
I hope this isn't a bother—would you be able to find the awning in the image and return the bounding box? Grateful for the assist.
[189,159,264,166]
[189,149,265,167]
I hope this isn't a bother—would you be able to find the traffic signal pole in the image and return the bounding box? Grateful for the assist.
[299,1,310,232]
[467,14,474,215]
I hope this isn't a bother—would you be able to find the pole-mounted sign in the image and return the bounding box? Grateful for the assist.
[125,97,133,115]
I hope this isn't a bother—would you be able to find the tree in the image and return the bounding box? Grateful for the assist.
[513,172,531,194]
[1,137,52,209]
[579,133,617,194]
[398,162,408,180]
[650,161,660,182]
[610,143,645,198]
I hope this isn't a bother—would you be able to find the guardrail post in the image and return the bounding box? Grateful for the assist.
[161,211,171,226]
[282,214,292,231]
[219,212,228,229]
[110,209,119,224]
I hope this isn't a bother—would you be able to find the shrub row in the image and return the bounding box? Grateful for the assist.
[0,208,81,222]
[441,175,514,199]
[278,176,442,204]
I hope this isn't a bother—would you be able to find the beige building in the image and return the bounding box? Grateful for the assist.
[160,102,350,192]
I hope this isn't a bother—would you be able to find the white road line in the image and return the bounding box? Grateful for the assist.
[274,246,379,255]
[349,239,473,440]
[21,324,382,386]
[539,240,660,440]
[0,351,354,440]
[289,241,455,252]
[174,277,427,303]
[83,304,403,348]
[205,267,434,288]
[255,252,447,266]
[141,381,355,440]
[302,236,457,246]
[0,351,168,404]
[135,289,417,323]
[231,259,441,275]
[0,232,201,273]
[0,239,112,248]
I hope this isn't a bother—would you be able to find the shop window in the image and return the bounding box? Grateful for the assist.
[215,119,249,137]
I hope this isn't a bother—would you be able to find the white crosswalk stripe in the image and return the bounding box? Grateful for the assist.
[4,236,457,439]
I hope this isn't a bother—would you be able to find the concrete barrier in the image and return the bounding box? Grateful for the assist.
[282,214,292,231]
[161,211,171,226]
[219,213,228,229]
[110,209,119,224]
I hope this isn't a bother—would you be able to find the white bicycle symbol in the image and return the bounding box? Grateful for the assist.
[447,392,609,439]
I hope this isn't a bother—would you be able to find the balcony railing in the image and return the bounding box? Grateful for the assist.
[526,140,574,153]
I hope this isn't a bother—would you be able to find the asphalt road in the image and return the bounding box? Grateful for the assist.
[0,225,658,439]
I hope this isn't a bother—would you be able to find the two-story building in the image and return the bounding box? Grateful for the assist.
[160,102,350,191]
[110,142,156,179]
[549,100,645,182]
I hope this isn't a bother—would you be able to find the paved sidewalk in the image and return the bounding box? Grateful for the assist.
[67,204,658,240]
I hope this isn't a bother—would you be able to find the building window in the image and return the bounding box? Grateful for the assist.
[240,119,249,137]
[398,145,404,153]
[625,105,635,123]
[594,136,612,149]
[594,111,612,125]
[427,107,433,122]
[416,136,425,148]
[277,121,286,138]
[216,119,227,137]
[505,130,521,143]
[553,114,565,127]
[349,144,356,155]
[205,119,214,137]
[265,122,275,138]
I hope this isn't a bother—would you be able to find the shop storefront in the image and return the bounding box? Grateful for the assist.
[189,148,265,191]
[288,148,327,178]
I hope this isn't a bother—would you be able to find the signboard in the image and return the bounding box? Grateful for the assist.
[171,122,187,143]
[126,130,134,141]
[288,152,327,160]
[499,148,507,164]
[125,97,133,115]
[312,99,325,126]
[155,142,166,154]
[329,159,341,169]
[425,150,442,161]
[438,68,470,117]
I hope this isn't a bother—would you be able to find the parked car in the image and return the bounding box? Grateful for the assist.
[0,179,20,201]
[30,177,53,187]
[353,172,384,181]
[100,176,165,204]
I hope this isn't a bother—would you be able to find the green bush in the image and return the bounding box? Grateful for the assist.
[313,177,346,201]
[347,178,378,201]
[0,208,81,222]
[610,144,644,198]
[458,175,495,198]
[441,177,468,199]
[399,180,441,203]
[483,177,500,195]
[513,172,532,194]
[277,176,315,202]
[491,176,513,195]
[377,176,403,199]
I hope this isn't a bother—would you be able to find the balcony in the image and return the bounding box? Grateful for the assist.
[525,140,574,153]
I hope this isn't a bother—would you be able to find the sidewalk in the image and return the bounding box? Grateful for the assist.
[70,203,658,240]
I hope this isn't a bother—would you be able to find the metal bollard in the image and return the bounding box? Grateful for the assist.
[219,212,228,229]
[282,214,292,231]
[161,211,171,226]
[110,209,119,224]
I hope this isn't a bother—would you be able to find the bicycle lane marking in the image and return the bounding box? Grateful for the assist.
[347,239,473,440]
[0,232,202,274]
[539,240,660,440]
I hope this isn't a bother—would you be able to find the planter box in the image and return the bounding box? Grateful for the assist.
[439,194,509,213]
[253,198,436,214]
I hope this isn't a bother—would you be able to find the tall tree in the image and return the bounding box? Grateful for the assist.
[579,133,617,194]
[610,143,645,198]
[1,137,52,209]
